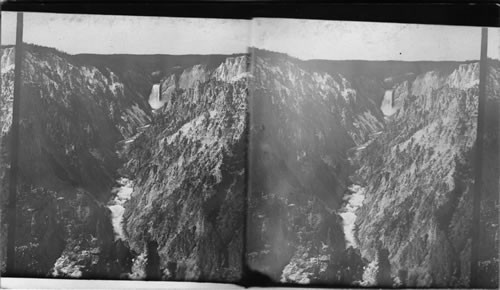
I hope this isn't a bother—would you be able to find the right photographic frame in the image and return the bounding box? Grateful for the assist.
[246,18,499,288]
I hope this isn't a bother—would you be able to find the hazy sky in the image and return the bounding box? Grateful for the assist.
[252,18,500,61]
[1,12,250,55]
[2,12,498,60]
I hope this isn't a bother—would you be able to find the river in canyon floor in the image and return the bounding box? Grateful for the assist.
[108,177,134,241]
[339,184,366,249]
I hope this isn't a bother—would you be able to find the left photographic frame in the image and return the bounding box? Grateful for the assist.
[0,11,250,282]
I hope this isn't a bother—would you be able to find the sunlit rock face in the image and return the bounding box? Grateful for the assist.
[178,64,209,89]
[122,55,249,282]
[213,56,249,83]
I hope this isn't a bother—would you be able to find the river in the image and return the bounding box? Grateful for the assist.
[339,184,366,248]
[108,177,134,240]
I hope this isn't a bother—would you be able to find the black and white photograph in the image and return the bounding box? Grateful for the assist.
[1,12,249,282]
[247,18,499,288]
[0,6,499,290]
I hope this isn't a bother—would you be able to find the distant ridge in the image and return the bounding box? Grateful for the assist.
[251,47,478,82]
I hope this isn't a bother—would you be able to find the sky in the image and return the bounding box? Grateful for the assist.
[1,12,498,60]
[251,18,500,61]
[1,12,250,55]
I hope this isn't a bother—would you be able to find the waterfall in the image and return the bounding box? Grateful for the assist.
[380,89,397,116]
[148,84,163,110]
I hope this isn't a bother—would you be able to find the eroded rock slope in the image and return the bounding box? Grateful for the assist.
[122,56,248,282]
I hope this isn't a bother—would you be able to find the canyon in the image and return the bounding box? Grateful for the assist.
[0,44,497,288]
[247,49,499,287]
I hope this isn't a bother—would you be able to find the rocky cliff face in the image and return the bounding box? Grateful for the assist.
[247,49,384,285]
[0,44,150,277]
[354,61,499,287]
[248,49,498,288]
[121,56,248,282]
[1,44,248,281]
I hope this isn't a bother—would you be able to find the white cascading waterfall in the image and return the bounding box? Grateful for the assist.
[148,84,163,110]
[380,89,397,116]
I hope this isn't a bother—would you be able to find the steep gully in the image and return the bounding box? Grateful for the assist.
[108,125,151,242]
[106,85,161,254]
[338,88,392,249]
[248,50,386,285]
[105,82,174,274]
[340,90,394,251]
